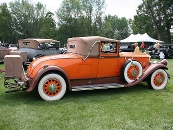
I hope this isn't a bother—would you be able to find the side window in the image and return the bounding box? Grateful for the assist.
[69,44,75,49]
[66,41,77,53]
[38,43,46,49]
[23,42,30,45]
[100,42,116,53]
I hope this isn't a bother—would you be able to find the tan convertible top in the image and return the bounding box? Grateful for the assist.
[68,36,119,45]
[67,36,119,56]
[18,38,59,49]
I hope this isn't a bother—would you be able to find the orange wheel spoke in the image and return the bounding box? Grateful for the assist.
[57,85,61,89]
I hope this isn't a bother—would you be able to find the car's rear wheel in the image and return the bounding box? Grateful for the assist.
[38,73,66,101]
[147,69,168,90]
[121,60,143,83]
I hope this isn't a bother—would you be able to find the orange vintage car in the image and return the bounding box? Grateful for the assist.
[0,36,169,101]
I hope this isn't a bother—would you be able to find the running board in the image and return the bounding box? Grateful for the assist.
[72,83,124,91]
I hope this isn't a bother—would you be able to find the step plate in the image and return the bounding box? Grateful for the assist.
[72,83,124,91]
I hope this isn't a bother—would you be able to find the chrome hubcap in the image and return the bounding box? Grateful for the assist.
[157,77,163,84]
[132,70,138,77]
[48,84,57,93]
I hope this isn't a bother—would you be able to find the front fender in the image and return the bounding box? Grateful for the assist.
[26,66,71,92]
[124,63,168,87]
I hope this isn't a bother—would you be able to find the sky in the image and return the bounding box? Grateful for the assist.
[0,0,142,19]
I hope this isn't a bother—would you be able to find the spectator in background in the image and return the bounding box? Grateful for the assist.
[156,42,160,53]
[38,43,44,49]
[141,42,145,52]
[134,42,140,53]
[107,43,111,50]
[159,51,165,61]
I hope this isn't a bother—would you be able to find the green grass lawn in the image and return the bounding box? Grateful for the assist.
[0,59,173,130]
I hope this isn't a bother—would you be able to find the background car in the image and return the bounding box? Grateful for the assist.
[0,43,10,62]
[8,44,18,51]
[0,48,10,62]
[163,44,173,57]
[0,43,9,48]
[148,44,173,58]
[10,38,64,65]
[120,44,135,52]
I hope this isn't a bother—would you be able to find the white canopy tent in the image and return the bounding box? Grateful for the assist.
[120,33,163,43]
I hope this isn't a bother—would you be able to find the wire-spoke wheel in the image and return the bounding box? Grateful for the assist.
[38,73,66,101]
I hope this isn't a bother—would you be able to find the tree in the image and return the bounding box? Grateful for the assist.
[0,0,59,43]
[132,0,173,43]
[101,15,130,39]
[0,3,14,43]
[132,4,156,37]
[81,0,105,35]
[5,0,59,43]
[56,0,82,38]
[158,0,173,43]
[56,0,106,43]
[39,12,58,39]
[9,0,48,39]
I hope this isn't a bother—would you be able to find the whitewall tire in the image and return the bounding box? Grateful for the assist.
[148,69,168,90]
[121,60,143,83]
[38,73,66,101]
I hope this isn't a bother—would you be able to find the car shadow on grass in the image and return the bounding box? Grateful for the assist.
[0,82,163,105]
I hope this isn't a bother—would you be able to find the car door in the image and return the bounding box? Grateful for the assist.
[44,43,61,55]
[77,58,99,78]
[97,42,120,78]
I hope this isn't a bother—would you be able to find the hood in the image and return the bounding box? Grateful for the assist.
[30,53,82,68]
[119,52,151,58]
[19,48,37,59]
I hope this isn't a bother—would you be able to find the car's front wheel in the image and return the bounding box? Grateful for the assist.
[38,73,66,101]
[147,69,168,90]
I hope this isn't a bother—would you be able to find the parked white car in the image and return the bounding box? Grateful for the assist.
[9,44,18,51]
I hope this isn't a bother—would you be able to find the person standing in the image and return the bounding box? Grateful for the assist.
[156,42,160,53]
[141,42,145,52]
[134,42,140,53]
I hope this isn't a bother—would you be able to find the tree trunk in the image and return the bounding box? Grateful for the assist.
[144,0,162,40]
[166,23,171,43]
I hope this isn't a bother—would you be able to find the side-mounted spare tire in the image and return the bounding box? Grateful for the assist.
[121,60,143,83]
[147,69,168,90]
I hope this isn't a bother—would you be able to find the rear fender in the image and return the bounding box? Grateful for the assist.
[124,63,168,87]
[26,66,71,92]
